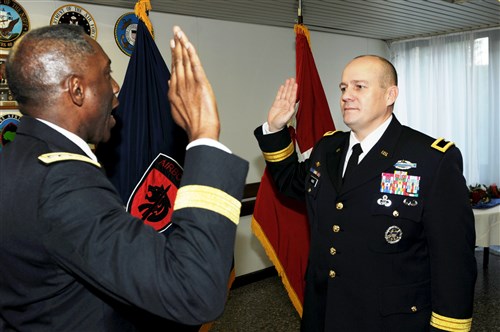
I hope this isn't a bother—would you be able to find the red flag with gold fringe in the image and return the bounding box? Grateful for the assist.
[251,23,335,316]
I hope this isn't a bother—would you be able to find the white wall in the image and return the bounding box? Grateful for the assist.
[15,0,389,276]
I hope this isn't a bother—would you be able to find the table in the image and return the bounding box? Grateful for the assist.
[473,205,500,268]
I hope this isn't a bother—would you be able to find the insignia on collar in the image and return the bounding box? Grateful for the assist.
[309,167,321,177]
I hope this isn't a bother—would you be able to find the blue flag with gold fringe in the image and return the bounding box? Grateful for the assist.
[95,2,207,330]
[96,13,187,209]
[97,3,233,330]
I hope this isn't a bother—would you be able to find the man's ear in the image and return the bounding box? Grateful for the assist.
[67,75,84,107]
[386,85,399,107]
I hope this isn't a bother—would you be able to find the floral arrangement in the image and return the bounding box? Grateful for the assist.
[469,183,500,206]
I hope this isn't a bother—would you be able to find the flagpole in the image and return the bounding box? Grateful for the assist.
[298,0,303,24]
[295,0,310,48]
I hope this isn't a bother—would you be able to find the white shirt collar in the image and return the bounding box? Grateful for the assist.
[36,118,98,162]
[343,115,393,176]
[348,115,393,162]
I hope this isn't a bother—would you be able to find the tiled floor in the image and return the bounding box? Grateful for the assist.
[210,248,500,331]
[473,247,500,332]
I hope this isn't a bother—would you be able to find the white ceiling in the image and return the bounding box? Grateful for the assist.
[73,0,500,41]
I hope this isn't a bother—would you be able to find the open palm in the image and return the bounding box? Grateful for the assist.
[267,78,298,132]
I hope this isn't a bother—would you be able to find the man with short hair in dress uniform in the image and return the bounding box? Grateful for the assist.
[255,55,476,332]
[0,24,248,331]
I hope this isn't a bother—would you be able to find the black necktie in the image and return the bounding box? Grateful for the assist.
[343,143,363,181]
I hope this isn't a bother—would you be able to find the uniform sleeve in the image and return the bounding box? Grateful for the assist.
[254,125,309,200]
[39,146,248,325]
[424,147,477,331]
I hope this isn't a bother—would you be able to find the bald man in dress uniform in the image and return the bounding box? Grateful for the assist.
[255,55,476,332]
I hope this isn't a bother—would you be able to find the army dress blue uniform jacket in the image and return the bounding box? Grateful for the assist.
[0,116,249,331]
[255,116,476,332]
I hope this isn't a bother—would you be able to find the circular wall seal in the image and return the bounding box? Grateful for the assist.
[0,0,30,49]
[0,112,21,152]
[114,12,138,56]
[50,4,97,40]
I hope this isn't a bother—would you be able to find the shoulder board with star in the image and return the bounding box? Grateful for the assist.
[38,152,101,168]
[431,138,454,153]
[323,130,344,137]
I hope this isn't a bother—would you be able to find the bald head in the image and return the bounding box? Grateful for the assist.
[6,25,96,112]
[340,55,399,140]
[352,55,398,88]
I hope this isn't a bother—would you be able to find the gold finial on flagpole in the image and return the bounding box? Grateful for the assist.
[135,0,154,37]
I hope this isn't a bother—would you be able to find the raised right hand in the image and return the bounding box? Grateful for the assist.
[267,78,298,132]
[168,26,220,143]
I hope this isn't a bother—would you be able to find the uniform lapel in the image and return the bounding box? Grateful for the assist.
[325,134,349,193]
[341,117,403,193]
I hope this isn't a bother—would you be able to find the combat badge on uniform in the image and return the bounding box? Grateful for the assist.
[394,160,417,170]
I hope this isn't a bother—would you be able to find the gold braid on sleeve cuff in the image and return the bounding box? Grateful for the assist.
[262,142,294,162]
[430,312,472,331]
[174,185,241,225]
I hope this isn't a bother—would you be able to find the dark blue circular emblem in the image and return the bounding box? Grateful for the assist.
[114,12,138,57]
[0,0,30,49]
[50,5,97,40]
